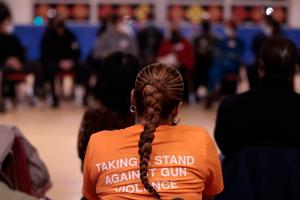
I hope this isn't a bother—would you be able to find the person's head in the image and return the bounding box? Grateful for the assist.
[131,63,184,199]
[224,20,237,38]
[97,52,141,113]
[97,17,109,36]
[110,14,122,28]
[0,2,13,34]
[262,15,281,36]
[109,14,134,35]
[48,14,66,35]
[202,20,211,33]
[259,36,297,82]
[170,24,182,44]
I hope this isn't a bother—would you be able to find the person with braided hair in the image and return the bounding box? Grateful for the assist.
[83,63,223,200]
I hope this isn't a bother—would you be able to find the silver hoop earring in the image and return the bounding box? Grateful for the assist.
[130,105,136,113]
[172,116,181,126]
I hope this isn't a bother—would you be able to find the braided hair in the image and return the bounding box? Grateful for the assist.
[134,63,184,199]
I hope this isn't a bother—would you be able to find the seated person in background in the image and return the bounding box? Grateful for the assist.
[40,14,81,108]
[248,15,282,89]
[0,2,42,112]
[193,19,219,108]
[93,14,138,59]
[193,20,219,98]
[214,36,300,163]
[137,13,163,66]
[83,64,223,199]
[157,25,194,102]
[78,52,141,168]
[217,20,244,95]
[82,17,109,106]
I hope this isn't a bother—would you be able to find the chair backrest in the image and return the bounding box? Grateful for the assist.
[216,147,300,200]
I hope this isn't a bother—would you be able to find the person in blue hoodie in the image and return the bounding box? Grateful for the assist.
[217,20,245,95]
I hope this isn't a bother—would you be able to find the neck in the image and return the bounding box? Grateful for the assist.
[135,116,173,126]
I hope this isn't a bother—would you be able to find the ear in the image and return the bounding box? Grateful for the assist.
[130,89,136,106]
[172,101,182,117]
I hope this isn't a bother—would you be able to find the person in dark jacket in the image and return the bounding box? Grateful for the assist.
[0,2,42,112]
[157,25,195,102]
[214,36,300,163]
[193,20,219,95]
[137,13,163,66]
[92,15,138,59]
[216,147,300,200]
[40,14,80,108]
[77,52,142,167]
[248,15,282,88]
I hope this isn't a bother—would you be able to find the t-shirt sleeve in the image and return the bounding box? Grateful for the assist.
[82,136,99,200]
[203,132,224,196]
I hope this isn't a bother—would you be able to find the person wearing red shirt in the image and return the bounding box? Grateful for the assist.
[157,26,194,102]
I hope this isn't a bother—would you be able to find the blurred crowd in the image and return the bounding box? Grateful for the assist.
[0,2,297,113]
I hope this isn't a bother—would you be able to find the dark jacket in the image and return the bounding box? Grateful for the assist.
[137,25,163,65]
[216,147,300,200]
[214,77,300,162]
[77,105,135,165]
[40,28,80,67]
[0,33,25,66]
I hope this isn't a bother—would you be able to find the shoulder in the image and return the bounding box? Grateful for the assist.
[176,124,207,132]
[175,125,216,152]
[89,129,113,141]
[220,90,254,109]
[90,125,138,142]
[87,129,117,152]
[175,125,211,140]
[217,91,256,119]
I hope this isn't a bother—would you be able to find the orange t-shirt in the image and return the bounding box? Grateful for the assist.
[83,125,223,200]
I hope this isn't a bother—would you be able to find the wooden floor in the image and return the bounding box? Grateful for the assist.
[0,101,217,200]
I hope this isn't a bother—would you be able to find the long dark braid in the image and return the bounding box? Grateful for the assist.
[134,63,184,199]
